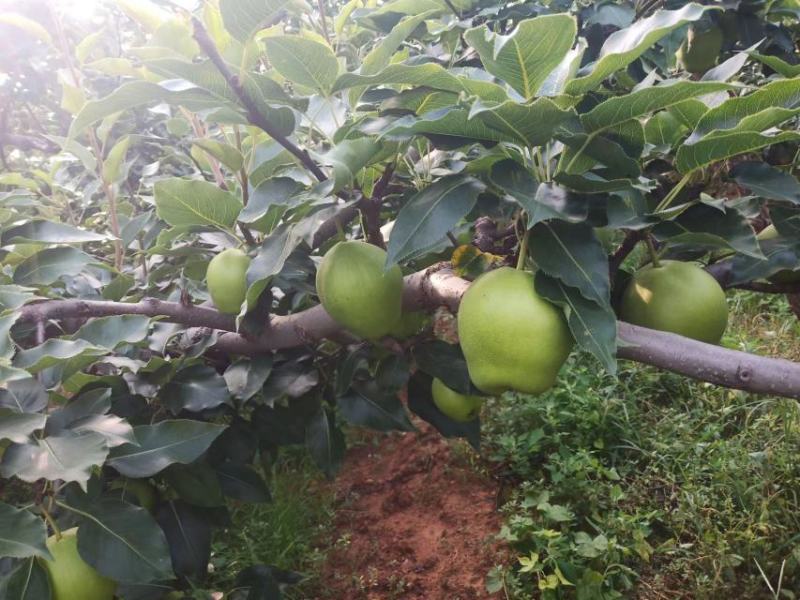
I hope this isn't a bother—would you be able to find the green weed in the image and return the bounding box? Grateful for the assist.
[483,292,800,599]
[207,450,334,598]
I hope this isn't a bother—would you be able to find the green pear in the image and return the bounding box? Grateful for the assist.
[316,241,403,339]
[620,260,728,344]
[676,23,723,73]
[207,248,250,314]
[457,267,574,395]
[40,528,117,600]
[431,377,483,422]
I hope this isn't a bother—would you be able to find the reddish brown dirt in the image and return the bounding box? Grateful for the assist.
[315,423,507,599]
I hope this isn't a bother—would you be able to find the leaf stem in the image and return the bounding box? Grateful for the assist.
[655,171,693,212]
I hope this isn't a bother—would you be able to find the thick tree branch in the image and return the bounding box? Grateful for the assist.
[15,268,800,399]
[20,298,236,332]
[191,18,328,182]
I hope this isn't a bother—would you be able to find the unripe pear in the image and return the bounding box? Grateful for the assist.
[316,241,403,339]
[457,267,574,395]
[620,260,728,344]
[40,528,117,600]
[431,378,483,422]
[676,23,723,73]
[207,248,250,314]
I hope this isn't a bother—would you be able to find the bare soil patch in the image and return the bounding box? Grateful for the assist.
[314,423,507,599]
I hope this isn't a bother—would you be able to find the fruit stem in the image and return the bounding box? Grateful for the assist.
[516,228,530,270]
[645,234,661,268]
[40,503,62,540]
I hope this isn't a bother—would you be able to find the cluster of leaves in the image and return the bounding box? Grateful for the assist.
[2,0,800,596]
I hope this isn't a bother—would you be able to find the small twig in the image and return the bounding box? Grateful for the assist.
[192,18,328,183]
[446,232,459,247]
[442,0,461,18]
[317,0,331,45]
[609,230,643,282]
[358,164,395,248]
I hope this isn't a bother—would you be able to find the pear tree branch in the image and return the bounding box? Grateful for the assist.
[15,267,800,400]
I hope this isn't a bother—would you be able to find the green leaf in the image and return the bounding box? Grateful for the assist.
[70,499,173,582]
[223,356,273,402]
[644,111,687,148]
[154,501,212,578]
[464,14,577,100]
[469,98,573,148]
[12,246,93,286]
[69,81,175,136]
[154,178,242,230]
[490,161,588,225]
[0,432,109,489]
[0,503,51,560]
[0,313,18,362]
[338,381,415,432]
[0,13,52,45]
[161,365,231,414]
[115,0,169,31]
[749,52,800,78]
[46,388,111,434]
[0,409,47,444]
[192,138,244,172]
[556,117,642,178]
[103,135,132,183]
[676,131,800,174]
[566,3,712,95]
[731,161,800,204]
[216,463,271,503]
[13,339,108,373]
[535,274,617,374]
[239,177,302,225]
[73,315,151,349]
[264,36,338,94]
[163,463,225,507]
[245,222,306,306]
[0,285,38,311]
[687,78,800,143]
[108,420,226,478]
[2,220,108,245]
[0,379,48,413]
[334,63,508,103]
[144,59,296,136]
[305,406,344,479]
[220,0,302,42]
[320,138,382,191]
[0,557,51,600]
[386,175,485,267]
[70,414,137,448]
[529,221,610,306]
[582,80,733,132]
[350,11,437,105]
[653,201,763,258]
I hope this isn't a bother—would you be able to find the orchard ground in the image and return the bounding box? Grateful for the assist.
[209,290,800,599]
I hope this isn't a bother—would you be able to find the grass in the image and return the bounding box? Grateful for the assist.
[482,291,800,599]
[206,450,335,599]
